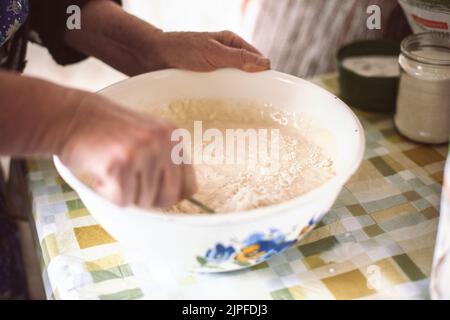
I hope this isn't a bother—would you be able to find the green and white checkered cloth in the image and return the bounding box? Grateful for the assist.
[28,75,448,299]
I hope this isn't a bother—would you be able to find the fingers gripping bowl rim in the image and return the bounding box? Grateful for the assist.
[53,69,365,272]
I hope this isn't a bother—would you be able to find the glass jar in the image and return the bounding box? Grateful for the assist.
[395,32,450,144]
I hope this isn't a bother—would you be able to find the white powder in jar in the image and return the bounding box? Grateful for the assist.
[151,99,336,214]
[342,55,400,77]
[395,46,450,144]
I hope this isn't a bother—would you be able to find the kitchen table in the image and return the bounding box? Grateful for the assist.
[27,74,448,299]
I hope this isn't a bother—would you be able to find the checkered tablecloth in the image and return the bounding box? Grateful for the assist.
[27,75,448,300]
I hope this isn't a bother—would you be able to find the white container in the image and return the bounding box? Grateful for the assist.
[399,0,450,35]
[53,69,365,272]
[431,150,450,299]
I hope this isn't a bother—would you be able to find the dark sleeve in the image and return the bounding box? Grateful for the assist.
[28,0,122,66]
[383,4,412,42]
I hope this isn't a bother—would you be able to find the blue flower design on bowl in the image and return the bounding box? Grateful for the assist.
[197,217,318,270]
[234,230,296,264]
[204,244,235,263]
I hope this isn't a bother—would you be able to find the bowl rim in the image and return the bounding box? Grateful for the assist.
[53,69,365,225]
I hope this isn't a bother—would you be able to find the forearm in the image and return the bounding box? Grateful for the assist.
[64,0,165,76]
[0,71,84,156]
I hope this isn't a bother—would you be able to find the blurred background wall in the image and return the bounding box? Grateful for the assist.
[23,0,258,91]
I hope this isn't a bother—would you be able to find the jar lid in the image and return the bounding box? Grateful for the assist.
[401,32,450,66]
[400,32,450,80]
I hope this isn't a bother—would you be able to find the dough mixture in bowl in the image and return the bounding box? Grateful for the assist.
[145,98,336,214]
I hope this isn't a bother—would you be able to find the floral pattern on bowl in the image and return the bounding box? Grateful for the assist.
[197,217,317,270]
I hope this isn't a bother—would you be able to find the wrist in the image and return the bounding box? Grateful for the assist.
[0,73,93,157]
[139,30,173,71]
[50,89,93,156]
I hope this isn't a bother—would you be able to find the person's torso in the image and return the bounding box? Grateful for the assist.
[252,0,410,78]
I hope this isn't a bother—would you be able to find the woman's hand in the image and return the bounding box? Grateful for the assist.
[65,1,270,75]
[58,93,197,208]
[151,30,271,72]
[0,72,195,209]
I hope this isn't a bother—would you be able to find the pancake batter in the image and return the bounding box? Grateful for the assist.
[147,98,336,213]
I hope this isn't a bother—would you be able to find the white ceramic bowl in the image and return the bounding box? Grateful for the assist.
[53,69,365,272]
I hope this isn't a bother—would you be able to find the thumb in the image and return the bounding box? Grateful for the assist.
[210,40,270,72]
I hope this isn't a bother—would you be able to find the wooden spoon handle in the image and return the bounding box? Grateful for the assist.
[187,197,216,214]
